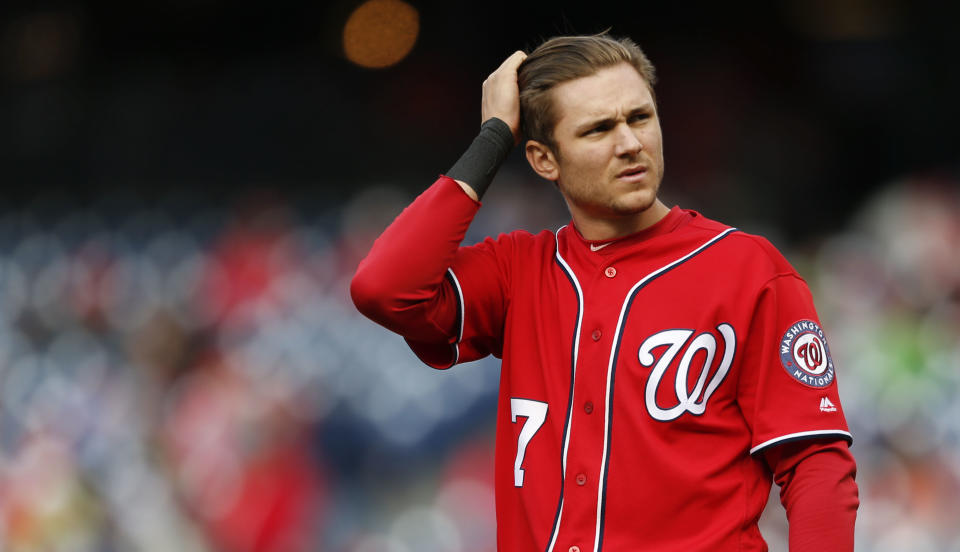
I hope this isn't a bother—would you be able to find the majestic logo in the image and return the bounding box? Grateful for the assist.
[780,320,835,388]
[638,323,736,421]
[819,397,837,412]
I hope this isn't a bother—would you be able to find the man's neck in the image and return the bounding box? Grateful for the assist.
[571,199,671,241]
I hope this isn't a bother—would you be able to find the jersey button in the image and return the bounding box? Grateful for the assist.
[605,266,617,278]
[569,547,581,552]
[576,473,587,486]
[584,401,594,414]
[591,329,601,341]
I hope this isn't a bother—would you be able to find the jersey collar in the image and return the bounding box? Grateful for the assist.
[570,206,692,255]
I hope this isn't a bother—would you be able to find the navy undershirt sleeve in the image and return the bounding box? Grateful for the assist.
[446,117,514,199]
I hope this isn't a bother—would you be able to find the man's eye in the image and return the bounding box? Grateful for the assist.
[629,113,650,123]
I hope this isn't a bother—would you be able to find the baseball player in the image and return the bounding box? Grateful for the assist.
[352,34,858,551]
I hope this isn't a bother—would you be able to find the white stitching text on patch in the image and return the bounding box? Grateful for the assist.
[779,320,835,389]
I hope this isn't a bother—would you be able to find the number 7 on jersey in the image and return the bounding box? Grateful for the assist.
[510,398,548,487]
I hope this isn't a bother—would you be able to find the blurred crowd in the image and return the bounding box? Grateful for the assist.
[0,168,957,552]
[0,183,508,552]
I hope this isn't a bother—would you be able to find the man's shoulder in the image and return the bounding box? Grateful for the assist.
[468,227,559,260]
[682,210,798,276]
[681,208,732,232]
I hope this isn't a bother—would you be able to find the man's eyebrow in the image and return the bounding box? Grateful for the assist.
[628,103,655,115]
[574,116,616,134]
[574,103,655,133]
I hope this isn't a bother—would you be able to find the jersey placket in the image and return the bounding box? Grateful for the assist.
[551,249,630,552]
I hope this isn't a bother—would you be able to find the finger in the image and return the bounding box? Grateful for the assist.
[499,50,527,72]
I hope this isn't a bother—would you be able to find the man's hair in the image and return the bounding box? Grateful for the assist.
[518,33,657,150]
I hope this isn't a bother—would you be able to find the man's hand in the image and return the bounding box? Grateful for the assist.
[452,50,526,201]
[481,50,527,144]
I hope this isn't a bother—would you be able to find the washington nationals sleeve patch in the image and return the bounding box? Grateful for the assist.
[779,320,836,388]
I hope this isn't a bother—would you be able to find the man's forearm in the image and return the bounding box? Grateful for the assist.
[769,440,859,551]
[446,117,514,200]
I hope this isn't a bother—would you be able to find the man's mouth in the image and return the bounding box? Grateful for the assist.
[617,166,648,179]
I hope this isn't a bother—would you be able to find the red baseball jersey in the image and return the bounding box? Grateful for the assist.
[353,176,853,552]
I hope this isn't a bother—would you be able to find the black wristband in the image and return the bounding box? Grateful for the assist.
[446,117,514,200]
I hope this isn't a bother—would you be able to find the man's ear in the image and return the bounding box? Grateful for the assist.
[525,140,560,182]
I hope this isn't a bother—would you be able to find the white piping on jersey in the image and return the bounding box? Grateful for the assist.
[546,225,585,552]
[750,429,853,455]
[594,227,737,552]
[446,268,465,366]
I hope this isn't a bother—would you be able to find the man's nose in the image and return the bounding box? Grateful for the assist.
[614,124,643,157]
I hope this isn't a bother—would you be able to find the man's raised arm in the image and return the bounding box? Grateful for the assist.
[350,51,525,341]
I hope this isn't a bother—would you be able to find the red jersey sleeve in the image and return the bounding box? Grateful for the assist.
[351,176,512,369]
[736,268,853,455]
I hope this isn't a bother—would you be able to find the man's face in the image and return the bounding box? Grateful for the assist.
[545,62,664,222]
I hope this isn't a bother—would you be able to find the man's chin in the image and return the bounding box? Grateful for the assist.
[610,193,657,216]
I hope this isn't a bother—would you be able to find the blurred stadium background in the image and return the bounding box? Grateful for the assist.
[1,1,958,550]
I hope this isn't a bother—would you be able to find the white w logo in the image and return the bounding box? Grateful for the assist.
[638,324,736,421]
